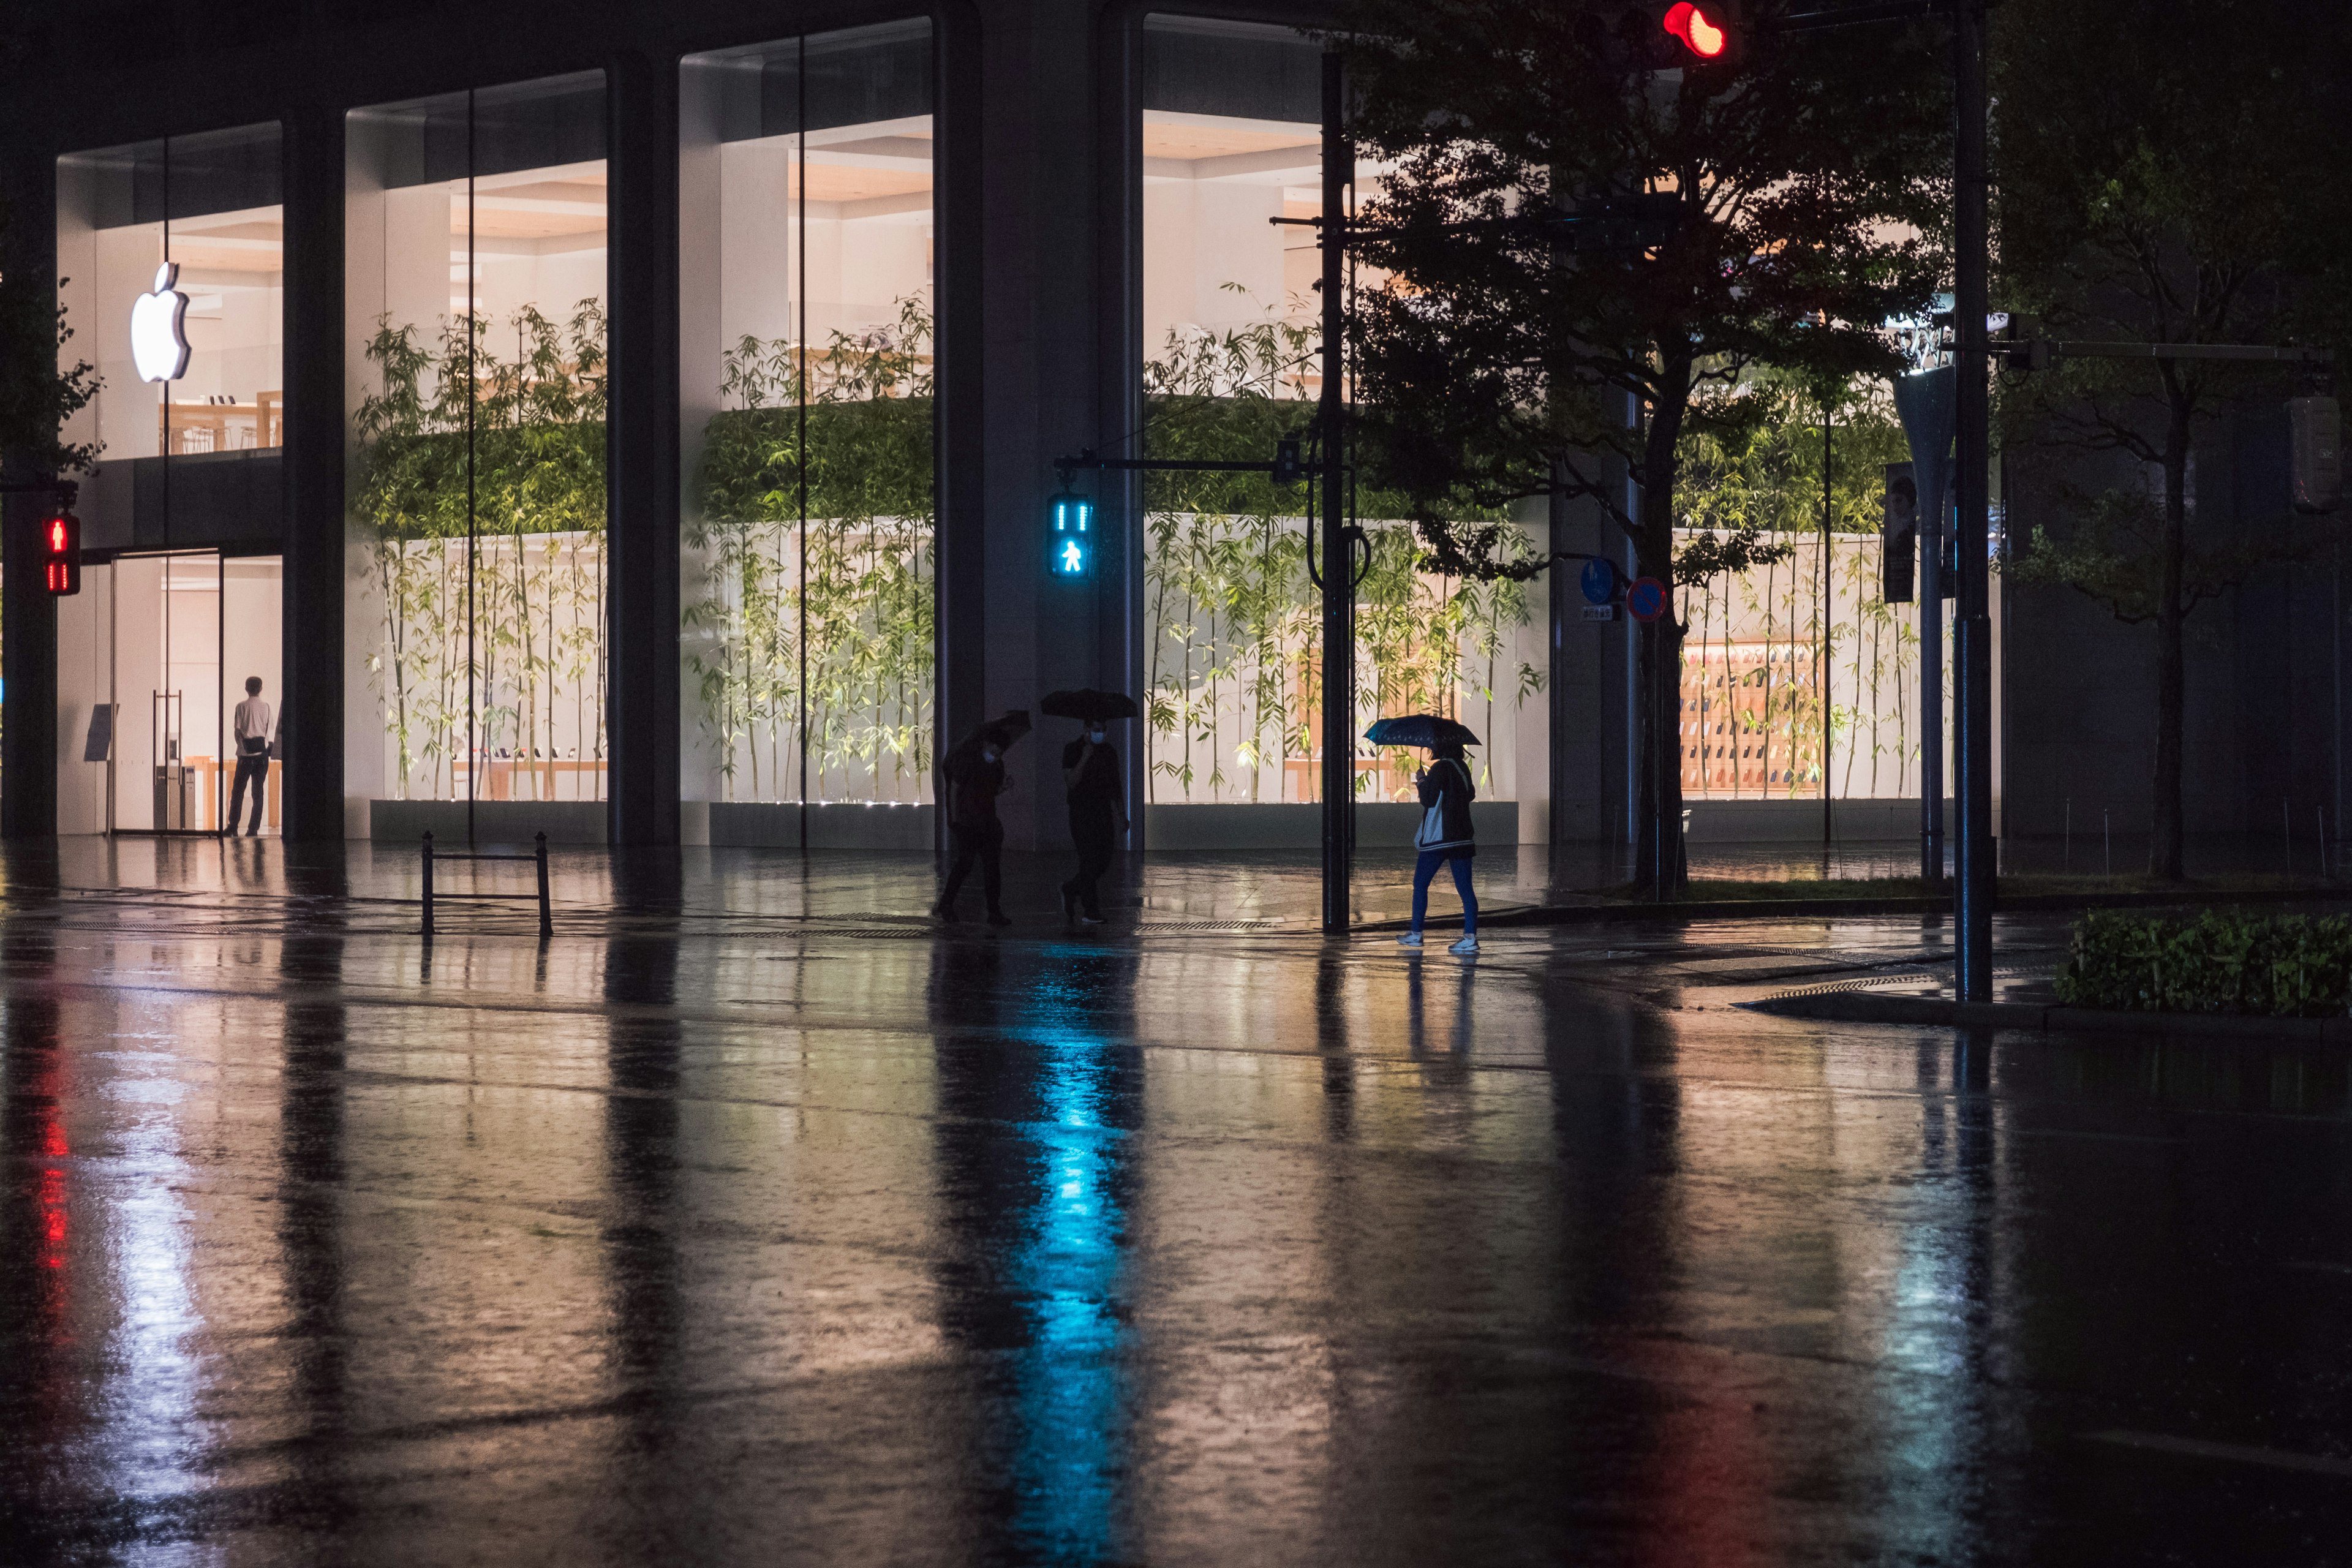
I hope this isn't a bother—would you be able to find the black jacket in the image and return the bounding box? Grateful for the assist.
[1414,757,1477,851]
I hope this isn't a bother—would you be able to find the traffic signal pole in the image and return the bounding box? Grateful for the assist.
[1953,0,1993,1000]
[1319,49,1354,932]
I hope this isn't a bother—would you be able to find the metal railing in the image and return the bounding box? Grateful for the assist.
[421,831,552,938]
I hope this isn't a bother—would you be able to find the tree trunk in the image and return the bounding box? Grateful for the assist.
[2149,416,2190,880]
[1631,356,1693,900]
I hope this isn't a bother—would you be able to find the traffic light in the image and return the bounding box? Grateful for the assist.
[1661,1,1733,59]
[1047,491,1093,579]
[43,510,81,597]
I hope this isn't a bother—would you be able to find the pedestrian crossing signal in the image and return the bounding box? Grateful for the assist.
[1049,492,1093,578]
[43,511,80,597]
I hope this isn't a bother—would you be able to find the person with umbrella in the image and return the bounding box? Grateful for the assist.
[1042,689,1136,924]
[1368,715,1481,955]
[933,710,1030,926]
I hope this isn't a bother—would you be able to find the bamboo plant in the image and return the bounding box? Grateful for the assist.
[686,296,935,804]
[354,300,608,803]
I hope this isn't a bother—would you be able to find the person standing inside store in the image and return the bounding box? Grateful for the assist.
[933,726,1014,926]
[1398,739,1479,954]
[1060,722,1128,924]
[229,676,273,838]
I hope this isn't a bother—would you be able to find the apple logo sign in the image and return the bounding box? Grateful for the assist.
[130,262,191,383]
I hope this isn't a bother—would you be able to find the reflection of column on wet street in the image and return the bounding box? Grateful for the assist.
[277,884,355,1527]
[926,938,1141,1564]
[601,926,685,1483]
[1316,949,1354,1142]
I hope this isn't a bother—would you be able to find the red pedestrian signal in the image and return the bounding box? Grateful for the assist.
[1662,1,1732,59]
[43,511,80,597]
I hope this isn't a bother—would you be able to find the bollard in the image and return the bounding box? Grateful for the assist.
[535,831,552,938]
[421,831,435,939]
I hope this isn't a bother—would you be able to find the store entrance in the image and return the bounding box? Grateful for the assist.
[106,552,284,835]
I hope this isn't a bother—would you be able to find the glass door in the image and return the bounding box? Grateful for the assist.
[108,550,238,834]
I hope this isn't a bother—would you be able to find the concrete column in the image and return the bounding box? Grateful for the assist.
[605,47,682,847]
[3,149,59,839]
[281,101,345,842]
[975,0,1107,852]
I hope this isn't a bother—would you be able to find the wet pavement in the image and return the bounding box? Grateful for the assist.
[7,840,2352,1564]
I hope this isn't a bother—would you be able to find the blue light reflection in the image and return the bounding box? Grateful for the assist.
[1007,1027,1130,1564]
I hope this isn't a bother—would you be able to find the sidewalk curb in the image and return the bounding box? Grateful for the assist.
[1741,989,2352,1042]
[1354,884,2352,934]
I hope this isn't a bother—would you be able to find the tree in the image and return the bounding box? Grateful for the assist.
[1996,0,2350,880]
[1338,0,1946,895]
[0,200,101,482]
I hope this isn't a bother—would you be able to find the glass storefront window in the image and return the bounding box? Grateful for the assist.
[55,126,287,836]
[58,124,285,473]
[1139,18,1542,810]
[345,75,609,822]
[680,21,937,841]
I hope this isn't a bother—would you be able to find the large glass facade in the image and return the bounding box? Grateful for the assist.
[680,22,936,843]
[1139,18,1543,815]
[345,75,609,822]
[55,126,287,835]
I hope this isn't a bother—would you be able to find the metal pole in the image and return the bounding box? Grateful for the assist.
[421,831,435,940]
[1919,467,1944,883]
[1953,0,1993,998]
[1319,50,1352,932]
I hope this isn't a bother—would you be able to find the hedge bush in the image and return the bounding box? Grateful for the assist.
[2054,909,2352,1016]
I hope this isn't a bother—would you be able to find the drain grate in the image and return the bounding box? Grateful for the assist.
[1763,960,2054,1003]
[1766,972,1939,1000]
[1133,919,1286,933]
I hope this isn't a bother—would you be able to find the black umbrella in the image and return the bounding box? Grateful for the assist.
[963,709,1032,749]
[1040,688,1140,722]
[1364,714,1481,748]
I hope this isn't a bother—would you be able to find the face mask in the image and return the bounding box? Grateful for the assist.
[982,747,999,762]
[1088,729,1106,744]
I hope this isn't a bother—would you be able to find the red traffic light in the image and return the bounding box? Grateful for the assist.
[43,512,81,597]
[1662,1,1730,58]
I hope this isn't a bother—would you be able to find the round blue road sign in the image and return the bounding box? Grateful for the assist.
[1579,558,1616,605]
[1626,576,1668,623]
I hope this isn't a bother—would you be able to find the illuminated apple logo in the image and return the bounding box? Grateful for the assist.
[130,262,191,383]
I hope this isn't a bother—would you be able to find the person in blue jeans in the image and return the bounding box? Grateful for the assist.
[1398,739,1479,954]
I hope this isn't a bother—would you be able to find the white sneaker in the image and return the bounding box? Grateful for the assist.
[1396,931,1423,948]
[1449,936,1480,956]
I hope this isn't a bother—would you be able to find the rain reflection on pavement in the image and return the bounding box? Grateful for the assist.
[4,840,2352,1565]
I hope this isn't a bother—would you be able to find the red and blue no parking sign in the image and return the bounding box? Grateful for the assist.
[1625,576,1668,623]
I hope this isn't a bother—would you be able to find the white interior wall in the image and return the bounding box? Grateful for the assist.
[476,241,607,333]
[717,135,797,347]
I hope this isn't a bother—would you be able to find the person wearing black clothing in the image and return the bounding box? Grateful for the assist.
[1060,724,1128,923]
[1399,739,1479,954]
[934,733,1012,925]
